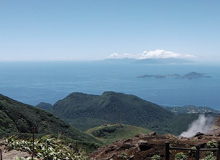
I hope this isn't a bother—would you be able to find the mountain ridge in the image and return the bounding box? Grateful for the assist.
[36,91,219,135]
[51,91,207,135]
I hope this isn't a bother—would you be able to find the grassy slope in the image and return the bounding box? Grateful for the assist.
[86,124,152,144]
[0,94,102,151]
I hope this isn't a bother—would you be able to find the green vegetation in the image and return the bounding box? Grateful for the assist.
[50,91,218,135]
[35,102,53,111]
[151,155,161,160]
[86,124,151,144]
[52,91,174,134]
[5,135,90,160]
[202,152,216,160]
[0,94,102,152]
[118,152,129,159]
[175,152,188,160]
[206,140,218,148]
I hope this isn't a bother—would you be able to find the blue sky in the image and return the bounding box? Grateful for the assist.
[0,0,220,61]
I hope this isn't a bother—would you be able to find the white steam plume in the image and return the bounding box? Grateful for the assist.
[180,114,214,138]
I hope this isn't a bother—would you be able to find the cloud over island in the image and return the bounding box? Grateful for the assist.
[108,49,195,60]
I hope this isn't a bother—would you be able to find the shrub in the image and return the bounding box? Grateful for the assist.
[206,140,218,148]
[202,152,216,160]
[175,152,187,160]
[151,154,161,160]
[118,152,128,159]
[5,135,90,160]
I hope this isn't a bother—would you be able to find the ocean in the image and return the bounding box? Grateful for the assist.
[0,61,220,109]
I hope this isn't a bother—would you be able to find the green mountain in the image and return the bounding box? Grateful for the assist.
[86,124,152,144]
[52,91,179,134]
[0,94,101,151]
[37,91,218,135]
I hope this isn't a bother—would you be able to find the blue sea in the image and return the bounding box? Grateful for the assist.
[0,61,220,110]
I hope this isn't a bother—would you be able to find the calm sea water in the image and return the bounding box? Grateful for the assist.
[0,61,220,109]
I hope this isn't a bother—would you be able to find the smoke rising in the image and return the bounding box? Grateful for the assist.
[180,114,214,138]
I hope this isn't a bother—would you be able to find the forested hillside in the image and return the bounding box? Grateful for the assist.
[0,94,102,151]
[51,91,217,135]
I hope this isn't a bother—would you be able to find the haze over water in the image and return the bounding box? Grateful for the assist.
[0,61,219,110]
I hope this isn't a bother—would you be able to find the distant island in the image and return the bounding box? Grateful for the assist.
[137,72,212,79]
[103,57,193,64]
[163,105,219,114]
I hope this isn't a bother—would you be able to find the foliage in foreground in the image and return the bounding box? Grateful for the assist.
[5,135,90,160]
[201,152,216,160]
[206,140,218,148]
[175,152,187,160]
[151,154,161,160]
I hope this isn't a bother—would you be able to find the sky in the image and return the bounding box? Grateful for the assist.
[0,0,220,61]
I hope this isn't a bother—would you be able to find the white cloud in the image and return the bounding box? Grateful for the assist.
[108,49,196,60]
[138,49,180,59]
